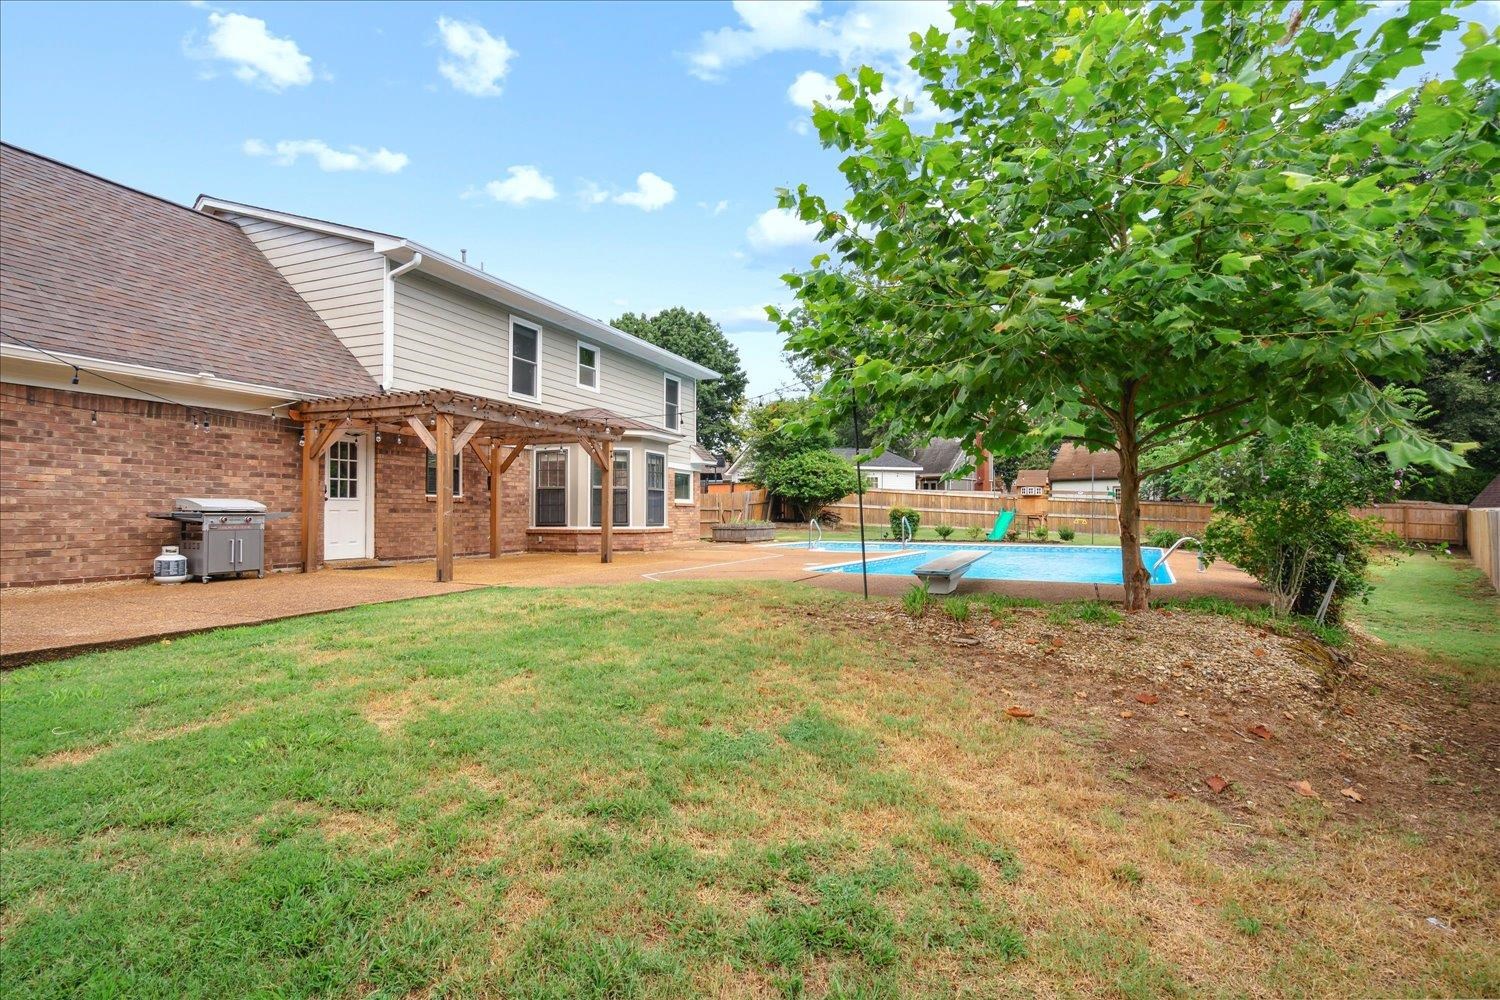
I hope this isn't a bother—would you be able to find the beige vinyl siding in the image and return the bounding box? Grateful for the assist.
[225,214,385,381]
[389,274,507,398]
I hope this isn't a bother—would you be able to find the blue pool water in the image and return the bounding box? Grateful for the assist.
[788,542,1174,585]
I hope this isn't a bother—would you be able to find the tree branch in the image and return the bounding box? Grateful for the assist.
[1140,429,1257,479]
[1139,395,1257,444]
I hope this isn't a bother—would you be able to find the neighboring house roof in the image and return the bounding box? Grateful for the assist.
[722,451,753,481]
[193,196,721,383]
[1013,469,1049,489]
[911,438,970,478]
[1049,443,1121,481]
[831,447,920,470]
[0,143,377,399]
[1472,473,1500,508]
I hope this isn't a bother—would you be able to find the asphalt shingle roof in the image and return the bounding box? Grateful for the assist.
[1049,443,1121,481]
[1472,474,1500,508]
[910,438,967,476]
[830,447,921,470]
[0,143,378,398]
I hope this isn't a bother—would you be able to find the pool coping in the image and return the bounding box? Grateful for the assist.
[765,540,1178,586]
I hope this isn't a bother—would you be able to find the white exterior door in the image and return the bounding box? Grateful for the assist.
[324,433,370,561]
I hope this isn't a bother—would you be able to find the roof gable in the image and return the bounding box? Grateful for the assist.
[831,447,921,470]
[1472,474,1500,508]
[0,144,377,398]
[1050,443,1120,481]
[911,438,967,476]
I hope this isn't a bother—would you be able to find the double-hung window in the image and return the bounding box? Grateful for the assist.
[590,450,630,527]
[645,452,666,527]
[577,342,599,391]
[663,375,680,431]
[425,450,461,498]
[510,320,540,399]
[534,449,567,526]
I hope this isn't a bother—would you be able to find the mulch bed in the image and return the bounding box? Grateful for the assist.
[819,600,1499,839]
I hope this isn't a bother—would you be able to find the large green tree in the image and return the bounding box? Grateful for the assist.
[775,1,1497,610]
[611,307,749,452]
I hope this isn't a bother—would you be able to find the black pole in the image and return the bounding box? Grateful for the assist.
[851,381,869,599]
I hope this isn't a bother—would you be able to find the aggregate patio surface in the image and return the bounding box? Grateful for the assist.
[0,542,1261,666]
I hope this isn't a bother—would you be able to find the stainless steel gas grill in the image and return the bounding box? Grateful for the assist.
[149,498,289,583]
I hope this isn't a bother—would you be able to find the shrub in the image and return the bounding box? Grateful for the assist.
[1058,527,1076,541]
[758,450,861,521]
[1003,528,1020,542]
[934,524,955,540]
[1147,527,1180,549]
[901,582,932,617]
[889,506,921,538]
[1032,524,1049,541]
[1198,426,1397,620]
[965,525,985,540]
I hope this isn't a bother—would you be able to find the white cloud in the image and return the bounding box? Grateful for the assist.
[436,17,515,97]
[787,69,842,109]
[716,304,780,324]
[613,172,676,211]
[698,199,730,216]
[191,12,313,91]
[577,180,611,207]
[483,165,557,205]
[243,138,408,173]
[689,1,951,81]
[746,208,819,251]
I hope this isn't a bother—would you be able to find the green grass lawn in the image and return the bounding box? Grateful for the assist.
[1354,550,1500,679]
[2,583,1494,997]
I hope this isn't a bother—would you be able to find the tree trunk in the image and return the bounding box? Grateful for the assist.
[1114,392,1151,612]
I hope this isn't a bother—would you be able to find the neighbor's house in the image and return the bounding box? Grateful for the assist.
[911,438,978,491]
[830,448,920,490]
[1047,443,1120,499]
[0,144,717,587]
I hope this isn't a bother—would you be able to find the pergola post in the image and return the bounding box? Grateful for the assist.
[435,413,454,582]
[489,441,502,559]
[599,439,613,564]
[301,421,321,574]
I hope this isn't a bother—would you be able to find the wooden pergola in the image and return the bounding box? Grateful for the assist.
[289,389,627,582]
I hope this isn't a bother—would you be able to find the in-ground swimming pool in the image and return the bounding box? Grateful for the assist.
[785,541,1175,585]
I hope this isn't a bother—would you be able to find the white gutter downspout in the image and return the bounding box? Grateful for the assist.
[380,253,423,390]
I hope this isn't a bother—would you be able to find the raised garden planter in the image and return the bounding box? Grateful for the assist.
[711,522,776,543]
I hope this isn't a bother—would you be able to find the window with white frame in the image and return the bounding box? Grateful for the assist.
[673,470,692,504]
[645,452,666,526]
[534,449,567,526]
[424,450,461,497]
[510,320,540,399]
[663,375,680,431]
[576,342,599,391]
[590,450,630,527]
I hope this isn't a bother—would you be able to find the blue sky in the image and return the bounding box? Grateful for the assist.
[2,1,1494,398]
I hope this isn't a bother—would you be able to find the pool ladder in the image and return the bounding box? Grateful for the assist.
[900,516,913,545]
[1150,536,1203,573]
[807,517,822,550]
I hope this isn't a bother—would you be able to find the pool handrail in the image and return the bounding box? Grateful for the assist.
[900,516,913,544]
[1150,536,1200,573]
[807,518,822,550]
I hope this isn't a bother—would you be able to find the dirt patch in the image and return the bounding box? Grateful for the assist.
[318,808,400,847]
[818,601,1500,841]
[362,687,444,735]
[28,744,108,769]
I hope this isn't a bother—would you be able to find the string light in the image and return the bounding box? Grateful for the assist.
[71,367,80,385]
[90,409,97,425]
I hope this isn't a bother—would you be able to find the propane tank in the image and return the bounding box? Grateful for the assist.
[153,545,189,584]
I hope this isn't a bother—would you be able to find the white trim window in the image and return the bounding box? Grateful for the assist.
[576,341,600,391]
[425,450,462,498]
[645,451,667,526]
[673,469,693,505]
[663,375,680,431]
[510,319,541,400]
[534,448,568,526]
[591,449,630,527]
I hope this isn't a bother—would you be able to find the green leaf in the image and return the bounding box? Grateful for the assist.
[1060,76,1090,98]
[1408,103,1463,141]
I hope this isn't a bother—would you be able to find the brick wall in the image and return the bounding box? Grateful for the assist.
[0,384,304,587]
[1,386,706,587]
[371,436,530,560]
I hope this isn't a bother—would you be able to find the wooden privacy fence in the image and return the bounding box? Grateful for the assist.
[700,488,770,533]
[1468,507,1500,590]
[821,488,1468,544]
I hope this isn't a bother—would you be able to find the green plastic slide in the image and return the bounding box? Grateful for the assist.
[988,510,1015,541]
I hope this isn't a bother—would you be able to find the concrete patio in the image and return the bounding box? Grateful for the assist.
[1,542,1263,666]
